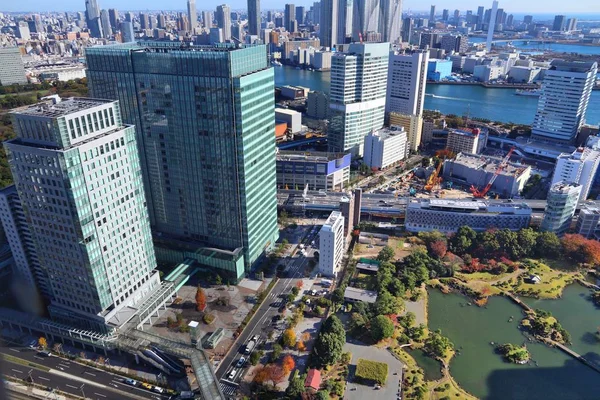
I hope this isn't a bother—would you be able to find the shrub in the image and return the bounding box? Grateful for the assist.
[355,358,388,385]
[203,313,216,324]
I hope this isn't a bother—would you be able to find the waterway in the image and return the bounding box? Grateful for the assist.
[428,288,600,399]
[469,36,600,55]
[525,283,600,368]
[273,67,600,125]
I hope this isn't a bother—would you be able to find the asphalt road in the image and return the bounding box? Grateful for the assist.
[0,343,169,400]
[215,226,317,382]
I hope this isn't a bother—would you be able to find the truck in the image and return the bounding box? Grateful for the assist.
[244,340,256,355]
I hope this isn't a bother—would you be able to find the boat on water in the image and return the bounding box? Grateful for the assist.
[271,60,282,67]
[515,89,541,97]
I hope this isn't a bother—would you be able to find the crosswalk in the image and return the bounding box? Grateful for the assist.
[220,381,238,397]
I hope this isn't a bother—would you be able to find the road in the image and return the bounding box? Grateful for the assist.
[215,226,319,386]
[0,343,169,400]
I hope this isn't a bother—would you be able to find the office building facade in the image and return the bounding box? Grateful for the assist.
[216,4,232,41]
[363,125,408,170]
[247,0,261,35]
[187,0,197,32]
[532,60,598,144]
[276,151,351,191]
[386,50,428,117]
[85,0,103,37]
[319,211,345,277]
[551,147,600,202]
[5,97,159,332]
[576,203,600,239]
[319,0,338,48]
[285,4,296,32]
[86,43,278,281]
[0,47,27,86]
[328,42,389,156]
[380,0,402,44]
[541,181,582,236]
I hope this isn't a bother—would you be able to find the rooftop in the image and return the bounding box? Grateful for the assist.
[277,151,348,163]
[324,211,343,228]
[370,125,407,140]
[450,152,530,176]
[11,97,112,119]
[409,198,531,212]
[550,181,582,193]
[549,59,598,73]
[344,287,378,303]
[448,128,481,138]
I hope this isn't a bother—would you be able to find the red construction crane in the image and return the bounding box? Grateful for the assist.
[470,147,516,198]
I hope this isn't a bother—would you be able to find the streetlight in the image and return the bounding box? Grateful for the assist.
[27,369,34,384]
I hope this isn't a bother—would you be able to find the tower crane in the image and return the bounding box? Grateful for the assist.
[424,158,444,192]
[470,147,515,198]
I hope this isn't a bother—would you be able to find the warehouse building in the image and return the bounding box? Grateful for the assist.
[442,152,531,197]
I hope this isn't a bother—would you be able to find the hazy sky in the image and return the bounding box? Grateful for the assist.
[2,0,599,14]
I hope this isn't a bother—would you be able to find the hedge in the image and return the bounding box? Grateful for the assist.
[355,358,388,385]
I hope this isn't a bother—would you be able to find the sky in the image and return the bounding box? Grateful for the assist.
[2,0,600,15]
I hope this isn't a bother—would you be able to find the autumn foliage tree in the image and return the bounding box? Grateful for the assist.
[429,240,448,259]
[283,328,297,348]
[282,354,296,375]
[38,337,47,349]
[296,280,303,290]
[254,364,285,385]
[562,234,600,265]
[196,286,207,312]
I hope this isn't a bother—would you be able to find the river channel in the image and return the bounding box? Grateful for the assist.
[427,288,600,399]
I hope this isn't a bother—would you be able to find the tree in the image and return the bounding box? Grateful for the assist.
[286,373,306,398]
[332,287,345,303]
[449,226,477,255]
[535,231,561,258]
[296,340,306,352]
[373,290,403,316]
[377,246,395,262]
[562,234,600,265]
[424,329,454,358]
[215,274,222,286]
[282,354,295,374]
[283,328,297,348]
[387,278,406,297]
[429,240,448,259]
[314,332,344,367]
[517,228,538,258]
[271,343,283,361]
[371,315,395,342]
[250,350,262,365]
[350,312,367,330]
[296,280,303,289]
[316,390,331,400]
[292,286,300,296]
[38,337,47,349]
[195,286,206,312]
[341,351,352,365]
[321,315,346,340]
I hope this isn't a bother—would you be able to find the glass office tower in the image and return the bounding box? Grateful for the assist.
[86,43,279,281]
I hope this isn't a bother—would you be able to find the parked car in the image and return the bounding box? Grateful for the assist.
[141,383,153,390]
[37,351,52,357]
[152,386,165,394]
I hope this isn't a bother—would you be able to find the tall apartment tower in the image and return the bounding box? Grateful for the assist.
[203,11,213,28]
[86,43,279,281]
[0,185,51,306]
[216,4,232,41]
[100,9,112,37]
[551,147,600,202]
[108,8,119,31]
[381,0,403,44]
[0,47,27,86]
[553,15,566,31]
[318,211,345,277]
[284,4,296,32]
[328,42,389,156]
[247,0,261,35]
[85,0,103,37]
[320,0,338,48]
[120,21,134,42]
[352,0,380,41]
[429,5,436,23]
[337,0,354,44]
[5,97,159,332]
[296,6,306,25]
[187,0,197,32]
[386,49,428,151]
[541,181,582,237]
[532,60,598,144]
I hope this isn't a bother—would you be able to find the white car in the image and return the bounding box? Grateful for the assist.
[228,369,237,380]
[152,386,164,394]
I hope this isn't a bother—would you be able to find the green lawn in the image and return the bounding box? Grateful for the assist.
[510,260,580,299]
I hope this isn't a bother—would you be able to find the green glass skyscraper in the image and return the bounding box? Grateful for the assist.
[86,43,279,281]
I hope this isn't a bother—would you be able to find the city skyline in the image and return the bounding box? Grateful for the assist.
[2,1,599,14]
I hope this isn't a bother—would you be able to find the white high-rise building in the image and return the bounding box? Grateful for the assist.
[328,42,389,155]
[318,211,345,277]
[380,0,402,44]
[541,181,582,237]
[386,49,428,116]
[531,60,598,144]
[320,0,338,48]
[5,97,160,332]
[363,125,408,170]
[551,147,600,202]
[0,47,27,86]
[353,0,380,41]
[576,203,600,239]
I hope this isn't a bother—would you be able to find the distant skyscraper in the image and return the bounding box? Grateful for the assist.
[108,8,119,30]
[85,0,103,37]
[429,5,436,23]
[312,1,321,24]
[401,17,413,42]
[248,0,261,35]
[320,0,338,48]
[553,15,566,31]
[216,4,232,40]
[5,97,160,332]
[329,42,389,155]
[125,12,133,22]
[100,9,112,37]
[210,27,224,43]
[566,18,577,31]
[453,9,460,23]
[157,13,166,29]
[442,8,449,22]
[139,12,150,30]
[381,0,402,44]
[523,15,533,24]
[337,0,354,43]
[284,4,296,32]
[86,43,279,280]
[203,11,213,28]
[0,47,27,86]
[532,60,598,144]
[295,6,305,25]
[477,6,485,28]
[120,21,134,42]
[352,0,380,41]
[187,0,197,32]
[506,14,513,26]
[485,0,498,52]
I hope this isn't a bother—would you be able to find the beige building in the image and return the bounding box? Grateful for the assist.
[446,128,487,154]
[389,112,423,152]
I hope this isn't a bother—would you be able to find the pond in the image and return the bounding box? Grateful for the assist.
[405,347,443,381]
[428,288,600,399]
[525,283,600,368]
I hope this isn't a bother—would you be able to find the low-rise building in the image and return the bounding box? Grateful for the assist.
[319,211,345,277]
[33,64,87,82]
[276,151,351,191]
[442,152,531,197]
[405,199,532,232]
[280,85,309,99]
[363,125,408,170]
[275,108,302,133]
[312,51,333,70]
[473,64,504,82]
[427,59,453,81]
[343,286,378,303]
[446,128,487,154]
[508,66,543,83]
[541,181,582,236]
